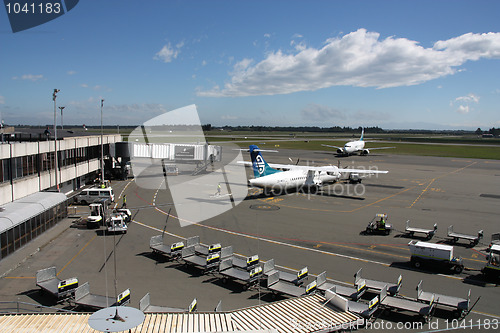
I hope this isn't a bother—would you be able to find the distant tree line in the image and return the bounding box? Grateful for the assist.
[475,127,500,137]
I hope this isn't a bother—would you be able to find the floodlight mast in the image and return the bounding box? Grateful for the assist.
[100,99,105,185]
[59,106,65,130]
[52,89,60,191]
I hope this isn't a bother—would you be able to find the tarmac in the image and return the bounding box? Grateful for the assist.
[1,149,499,332]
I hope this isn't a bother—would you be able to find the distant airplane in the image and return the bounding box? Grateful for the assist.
[240,145,388,195]
[322,128,394,156]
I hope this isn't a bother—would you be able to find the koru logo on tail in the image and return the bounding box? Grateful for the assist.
[255,155,265,175]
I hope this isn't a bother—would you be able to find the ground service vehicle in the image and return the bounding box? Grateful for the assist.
[408,240,464,273]
[107,213,128,234]
[482,244,500,278]
[365,213,393,235]
[77,187,115,205]
[86,199,108,229]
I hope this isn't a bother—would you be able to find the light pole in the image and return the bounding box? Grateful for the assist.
[53,89,60,191]
[59,106,65,130]
[100,99,105,185]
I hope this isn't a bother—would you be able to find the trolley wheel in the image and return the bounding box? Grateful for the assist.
[413,260,422,269]
[454,265,463,274]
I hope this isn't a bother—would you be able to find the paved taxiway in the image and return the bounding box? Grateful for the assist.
[1,149,499,332]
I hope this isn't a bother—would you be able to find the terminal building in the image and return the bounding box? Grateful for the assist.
[0,131,121,260]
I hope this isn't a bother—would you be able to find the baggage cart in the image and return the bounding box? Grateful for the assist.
[263,259,308,285]
[447,225,483,247]
[219,258,263,290]
[149,235,184,260]
[379,285,436,323]
[416,280,471,316]
[266,271,317,298]
[139,293,197,313]
[354,268,402,296]
[316,271,366,301]
[405,220,437,240]
[73,282,130,310]
[36,267,79,301]
[325,287,379,320]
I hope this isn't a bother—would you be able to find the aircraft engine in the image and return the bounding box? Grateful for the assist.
[337,148,344,155]
[362,149,370,155]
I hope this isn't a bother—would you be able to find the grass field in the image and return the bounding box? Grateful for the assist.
[204,136,500,160]
[96,128,500,160]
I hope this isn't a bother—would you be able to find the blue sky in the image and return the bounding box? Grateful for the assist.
[1,0,500,129]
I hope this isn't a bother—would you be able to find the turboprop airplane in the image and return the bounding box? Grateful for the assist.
[322,128,394,156]
[241,145,388,195]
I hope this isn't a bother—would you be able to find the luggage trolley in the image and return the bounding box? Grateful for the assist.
[379,285,436,323]
[325,287,380,320]
[73,282,130,310]
[416,280,473,317]
[36,267,79,301]
[266,271,317,298]
[219,258,263,290]
[447,225,483,247]
[355,268,402,296]
[316,271,366,301]
[150,235,185,260]
[405,220,437,240]
[139,293,197,313]
[263,259,308,285]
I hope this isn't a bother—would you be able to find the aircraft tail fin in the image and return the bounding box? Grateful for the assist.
[249,145,281,178]
[360,128,364,141]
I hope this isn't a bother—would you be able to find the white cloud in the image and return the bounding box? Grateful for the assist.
[456,105,470,114]
[80,83,111,91]
[154,42,183,63]
[198,29,500,97]
[67,70,77,75]
[0,96,4,104]
[300,103,345,121]
[455,93,480,103]
[12,74,44,81]
[452,93,480,114]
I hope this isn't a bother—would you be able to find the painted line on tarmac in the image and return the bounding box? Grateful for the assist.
[408,161,477,209]
[57,234,97,276]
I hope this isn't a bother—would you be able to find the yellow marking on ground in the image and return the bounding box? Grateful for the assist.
[369,245,376,249]
[471,253,478,259]
[408,161,477,209]
[57,234,97,276]
[314,244,322,248]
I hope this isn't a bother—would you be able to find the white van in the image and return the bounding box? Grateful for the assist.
[77,187,115,205]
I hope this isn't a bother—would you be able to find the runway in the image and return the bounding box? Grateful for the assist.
[1,149,499,331]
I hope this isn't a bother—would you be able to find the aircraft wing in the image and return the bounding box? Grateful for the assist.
[321,144,343,150]
[366,147,395,150]
[339,168,388,174]
[237,161,387,174]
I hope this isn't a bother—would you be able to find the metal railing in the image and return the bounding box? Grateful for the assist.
[0,301,77,314]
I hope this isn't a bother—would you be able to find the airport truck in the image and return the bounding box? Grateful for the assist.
[408,240,464,273]
[482,244,500,278]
